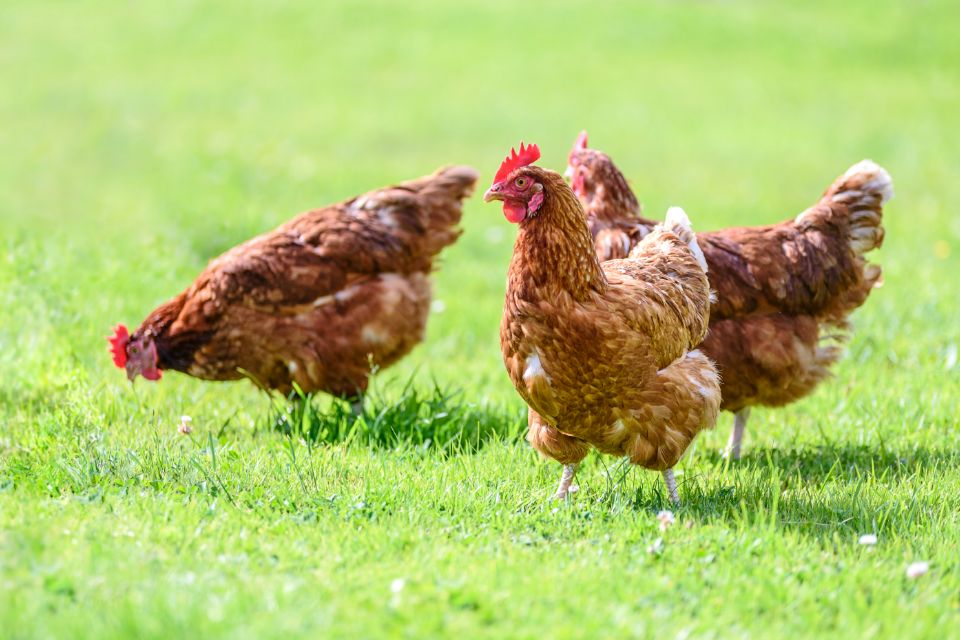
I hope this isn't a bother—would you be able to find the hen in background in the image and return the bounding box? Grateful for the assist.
[566,132,891,458]
[487,143,720,504]
[109,165,478,401]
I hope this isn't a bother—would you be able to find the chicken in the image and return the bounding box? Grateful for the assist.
[566,132,891,458]
[485,143,721,504]
[108,165,479,399]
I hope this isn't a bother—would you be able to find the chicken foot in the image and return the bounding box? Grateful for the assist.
[553,463,579,500]
[723,407,751,460]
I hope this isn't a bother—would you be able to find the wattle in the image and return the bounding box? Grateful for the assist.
[503,201,526,224]
[142,368,163,381]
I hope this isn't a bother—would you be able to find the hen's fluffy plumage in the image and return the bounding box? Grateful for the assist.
[496,167,720,485]
[124,165,478,396]
[567,140,890,439]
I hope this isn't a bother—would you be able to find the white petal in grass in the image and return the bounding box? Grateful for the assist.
[390,578,406,594]
[906,562,929,579]
[431,299,446,314]
[178,415,193,435]
[858,534,878,546]
[657,510,676,532]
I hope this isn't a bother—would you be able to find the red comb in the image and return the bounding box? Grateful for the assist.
[575,131,588,151]
[494,142,541,183]
[108,324,130,368]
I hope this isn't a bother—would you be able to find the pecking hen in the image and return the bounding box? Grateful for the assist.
[566,132,891,458]
[486,143,721,504]
[109,165,479,399]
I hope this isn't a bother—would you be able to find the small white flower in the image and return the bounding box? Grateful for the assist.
[656,510,675,532]
[390,578,406,594]
[567,484,579,494]
[431,299,446,314]
[906,562,929,579]
[177,415,193,435]
[858,534,878,546]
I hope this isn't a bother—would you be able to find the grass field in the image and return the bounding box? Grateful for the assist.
[2,0,959,637]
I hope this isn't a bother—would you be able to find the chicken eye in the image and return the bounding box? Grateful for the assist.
[515,177,528,188]
[130,347,139,354]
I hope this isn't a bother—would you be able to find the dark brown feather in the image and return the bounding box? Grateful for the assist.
[132,165,479,396]
[569,149,890,415]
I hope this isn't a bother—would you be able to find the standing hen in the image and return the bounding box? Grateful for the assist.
[109,165,478,399]
[486,143,720,503]
[567,133,891,458]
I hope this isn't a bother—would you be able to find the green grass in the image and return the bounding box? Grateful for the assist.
[2,0,960,637]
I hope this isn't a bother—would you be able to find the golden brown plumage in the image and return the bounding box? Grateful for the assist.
[111,165,479,397]
[486,150,720,503]
[567,136,891,457]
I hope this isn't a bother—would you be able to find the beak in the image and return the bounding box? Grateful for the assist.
[563,165,574,180]
[125,363,138,382]
[483,183,504,203]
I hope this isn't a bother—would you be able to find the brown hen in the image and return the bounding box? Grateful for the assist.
[485,143,720,504]
[567,133,891,458]
[109,165,478,399]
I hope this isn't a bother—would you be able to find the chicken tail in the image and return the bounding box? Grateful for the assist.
[661,206,708,272]
[403,165,479,256]
[826,160,892,259]
[782,160,892,320]
[801,159,892,260]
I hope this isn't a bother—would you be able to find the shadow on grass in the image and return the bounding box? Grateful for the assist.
[685,444,960,539]
[267,378,526,455]
[705,442,960,481]
[579,444,960,540]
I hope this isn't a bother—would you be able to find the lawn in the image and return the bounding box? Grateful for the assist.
[2,0,959,637]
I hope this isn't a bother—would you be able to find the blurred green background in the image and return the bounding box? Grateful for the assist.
[1,0,957,401]
[1,1,959,638]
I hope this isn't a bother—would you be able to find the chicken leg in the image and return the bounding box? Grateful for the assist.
[554,463,579,500]
[662,468,680,505]
[724,407,750,460]
[350,399,364,417]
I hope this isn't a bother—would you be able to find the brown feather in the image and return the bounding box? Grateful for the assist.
[131,165,479,396]
[500,168,720,471]
[569,149,889,417]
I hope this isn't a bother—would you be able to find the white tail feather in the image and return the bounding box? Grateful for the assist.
[664,206,708,273]
[835,160,894,205]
